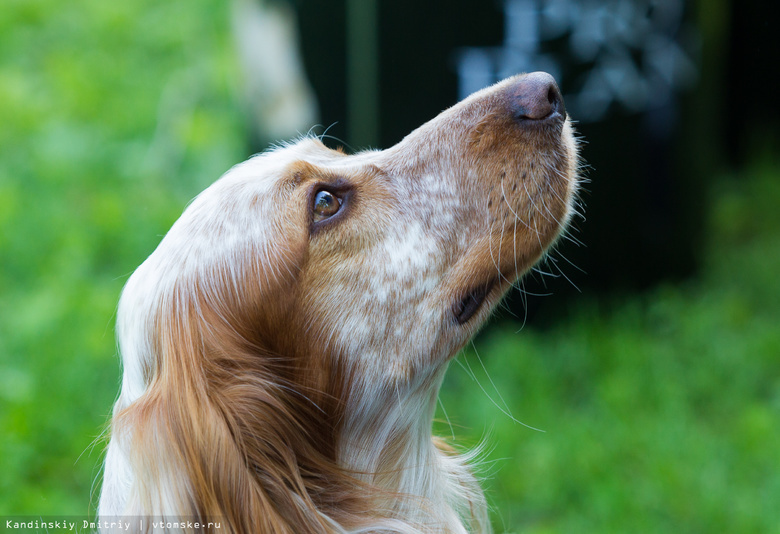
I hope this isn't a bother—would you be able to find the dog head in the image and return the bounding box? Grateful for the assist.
[101,72,580,532]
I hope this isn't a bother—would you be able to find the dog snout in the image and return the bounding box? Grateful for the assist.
[511,71,565,122]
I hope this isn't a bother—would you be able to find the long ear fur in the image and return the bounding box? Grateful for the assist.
[106,280,370,533]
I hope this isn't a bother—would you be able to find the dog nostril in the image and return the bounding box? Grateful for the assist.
[547,85,560,110]
[512,71,565,122]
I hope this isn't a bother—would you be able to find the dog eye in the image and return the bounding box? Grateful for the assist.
[312,189,342,222]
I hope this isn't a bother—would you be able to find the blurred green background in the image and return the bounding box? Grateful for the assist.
[1,0,778,532]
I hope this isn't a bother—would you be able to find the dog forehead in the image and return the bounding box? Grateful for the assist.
[222,138,373,189]
[258,137,351,168]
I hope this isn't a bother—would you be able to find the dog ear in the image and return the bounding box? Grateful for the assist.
[107,283,366,533]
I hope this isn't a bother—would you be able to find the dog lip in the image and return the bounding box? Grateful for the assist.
[517,107,565,125]
[452,278,498,325]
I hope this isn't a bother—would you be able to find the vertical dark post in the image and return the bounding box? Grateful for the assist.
[346,0,379,148]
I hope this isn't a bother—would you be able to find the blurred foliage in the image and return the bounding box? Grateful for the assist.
[1,0,778,532]
[0,0,245,515]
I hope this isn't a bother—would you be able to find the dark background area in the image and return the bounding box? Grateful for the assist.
[291,0,779,323]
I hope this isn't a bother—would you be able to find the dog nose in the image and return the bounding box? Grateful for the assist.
[511,72,565,122]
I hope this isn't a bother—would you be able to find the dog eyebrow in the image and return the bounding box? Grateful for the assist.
[285,160,320,186]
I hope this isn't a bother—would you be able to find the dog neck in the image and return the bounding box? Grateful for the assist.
[338,363,490,532]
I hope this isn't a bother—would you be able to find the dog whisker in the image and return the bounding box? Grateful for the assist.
[458,341,546,433]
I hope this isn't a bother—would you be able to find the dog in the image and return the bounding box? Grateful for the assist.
[99,71,580,533]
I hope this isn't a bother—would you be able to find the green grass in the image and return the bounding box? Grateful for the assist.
[1,1,779,532]
[0,0,245,516]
